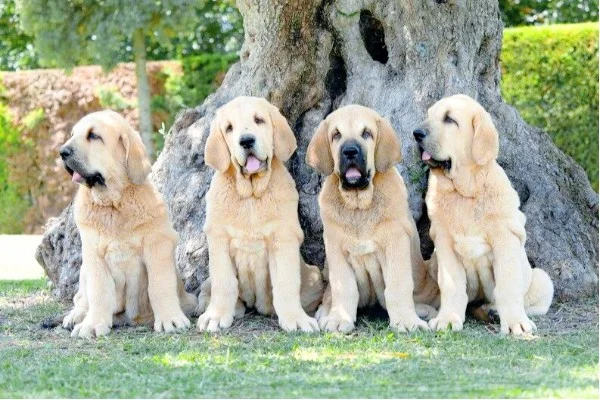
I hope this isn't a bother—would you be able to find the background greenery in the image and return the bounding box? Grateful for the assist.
[0,1,598,233]
[501,22,599,190]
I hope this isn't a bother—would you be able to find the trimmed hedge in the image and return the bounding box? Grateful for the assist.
[501,23,599,191]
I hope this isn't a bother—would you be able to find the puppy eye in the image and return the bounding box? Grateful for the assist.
[361,129,373,140]
[225,123,233,133]
[254,116,264,125]
[332,131,341,142]
[444,114,457,126]
[87,130,101,141]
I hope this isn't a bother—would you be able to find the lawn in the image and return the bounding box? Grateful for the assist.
[0,279,598,398]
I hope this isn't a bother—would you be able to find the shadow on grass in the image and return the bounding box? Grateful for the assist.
[0,280,598,398]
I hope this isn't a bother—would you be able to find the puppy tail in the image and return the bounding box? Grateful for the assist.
[40,312,68,329]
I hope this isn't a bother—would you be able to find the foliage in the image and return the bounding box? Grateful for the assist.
[152,53,237,150]
[10,0,242,71]
[0,99,28,233]
[0,0,39,71]
[500,0,599,27]
[96,86,135,111]
[1,279,598,398]
[501,22,599,191]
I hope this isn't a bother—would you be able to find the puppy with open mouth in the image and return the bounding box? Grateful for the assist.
[306,105,440,333]
[197,96,323,332]
[413,94,554,335]
[58,110,197,338]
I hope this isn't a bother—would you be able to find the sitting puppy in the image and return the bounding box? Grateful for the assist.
[197,96,323,332]
[59,110,197,338]
[413,94,554,335]
[306,105,440,333]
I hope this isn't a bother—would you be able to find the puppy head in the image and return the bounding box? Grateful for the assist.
[412,94,499,176]
[306,105,401,190]
[59,110,151,188]
[205,96,296,176]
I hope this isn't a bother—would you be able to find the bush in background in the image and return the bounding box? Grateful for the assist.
[501,22,598,191]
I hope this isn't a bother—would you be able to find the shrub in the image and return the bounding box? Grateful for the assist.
[0,100,28,233]
[501,22,599,191]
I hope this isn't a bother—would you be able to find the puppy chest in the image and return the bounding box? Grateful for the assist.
[344,240,386,308]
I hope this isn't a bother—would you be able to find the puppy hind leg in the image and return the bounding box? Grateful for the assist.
[525,268,554,316]
[300,262,324,313]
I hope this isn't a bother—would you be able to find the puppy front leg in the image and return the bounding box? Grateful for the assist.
[143,235,190,333]
[428,238,468,332]
[318,237,358,333]
[71,244,115,338]
[270,235,319,332]
[383,233,429,333]
[197,233,238,332]
[492,230,536,336]
[63,267,89,329]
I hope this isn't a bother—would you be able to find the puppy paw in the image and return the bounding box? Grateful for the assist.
[501,313,537,336]
[279,313,319,333]
[71,318,111,339]
[428,312,464,332]
[415,303,439,321]
[318,310,354,333]
[63,308,86,329]
[314,303,330,322]
[197,308,234,332]
[391,314,430,333]
[154,311,191,333]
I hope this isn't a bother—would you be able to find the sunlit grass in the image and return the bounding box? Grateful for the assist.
[0,280,598,398]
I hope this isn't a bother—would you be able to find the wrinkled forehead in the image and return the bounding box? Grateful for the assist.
[71,113,121,138]
[220,99,269,124]
[328,110,377,135]
[428,96,473,118]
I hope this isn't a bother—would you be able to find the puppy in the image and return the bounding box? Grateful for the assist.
[197,96,323,332]
[59,110,197,338]
[413,94,554,335]
[306,105,440,333]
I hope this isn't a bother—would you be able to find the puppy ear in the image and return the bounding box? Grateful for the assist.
[204,112,231,173]
[375,116,402,172]
[472,108,499,165]
[306,119,334,175]
[121,129,152,185]
[269,104,297,162]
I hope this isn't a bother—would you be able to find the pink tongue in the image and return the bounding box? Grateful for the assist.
[421,151,432,161]
[72,171,84,183]
[345,167,361,180]
[245,155,261,173]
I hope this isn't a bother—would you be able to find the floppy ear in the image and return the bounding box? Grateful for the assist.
[472,108,499,165]
[204,112,231,173]
[121,129,152,185]
[306,119,334,175]
[268,104,297,162]
[375,116,402,172]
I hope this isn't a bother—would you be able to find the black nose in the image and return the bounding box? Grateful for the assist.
[59,146,73,159]
[413,128,427,142]
[342,144,360,159]
[239,135,255,149]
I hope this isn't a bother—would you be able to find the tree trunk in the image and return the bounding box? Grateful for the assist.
[37,0,598,303]
[132,28,155,159]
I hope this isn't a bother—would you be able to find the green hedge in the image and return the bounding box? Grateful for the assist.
[0,100,28,233]
[501,23,599,191]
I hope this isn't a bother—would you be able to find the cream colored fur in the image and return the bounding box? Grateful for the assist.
[61,110,197,339]
[418,94,554,336]
[306,105,440,333]
[197,96,323,332]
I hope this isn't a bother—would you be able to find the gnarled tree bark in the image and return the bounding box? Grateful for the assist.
[37,0,598,303]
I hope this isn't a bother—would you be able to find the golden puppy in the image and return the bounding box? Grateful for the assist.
[197,96,323,332]
[413,94,554,335]
[59,110,197,338]
[306,105,440,333]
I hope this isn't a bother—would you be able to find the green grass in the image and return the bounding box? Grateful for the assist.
[0,279,598,398]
